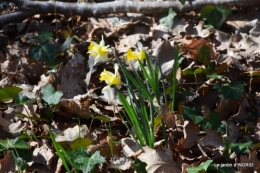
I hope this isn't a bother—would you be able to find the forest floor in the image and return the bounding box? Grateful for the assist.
[0,0,260,173]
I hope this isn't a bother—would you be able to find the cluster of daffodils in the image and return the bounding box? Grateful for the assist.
[88,37,147,93]
[87,36,110,65]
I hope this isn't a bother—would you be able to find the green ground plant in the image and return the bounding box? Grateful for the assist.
[115,44,181,148]
[116,54,157,148]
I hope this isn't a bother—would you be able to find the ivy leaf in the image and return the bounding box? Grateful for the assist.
[133,158,147,173]
[0,137,29,152]
[229,141,252,155]
[28,45,42,61]
[213,82,245,100]
[0,86,22,103]
[159,8,176,28]
[38,30,54,43]
[41,41,57,65]
[68,147,105,173]
[183,106,204,125]
[186,160,213,173]
[40,84,63,105]
[200,5,231,29]
[202,112,221,130]
[80,151,106,172]
[198,44,211,66]
[216,121,227,134]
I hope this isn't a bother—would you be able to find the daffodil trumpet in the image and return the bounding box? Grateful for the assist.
[99,63,122,93]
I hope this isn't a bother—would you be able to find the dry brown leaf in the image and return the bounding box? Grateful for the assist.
[138,146,180,173]
[151,24,171,40]
[225,120,240,143]
[117,34,149,53]
[53,54,85,99]
[176,138,202,161]
[225,13,249,31]
[214,30,235,51]
[31,142,54,171]
[171,18,186,36]
[159,105,175,130]
[185,21,210,38]
[198,130,224,151]
[180,38,216,62]
[0,151,15,173]
[0,76,12,87]
[121,138,141,158]
[232,105,251,123]
[55,125,91,143]
[254,118,260,142]
[0,108,25,134]
[0,50,6,63]
[1,59,20,74]
[182,121,200,149]
[109,156,132,171]
[152,41,176,78]
[60,98,92,119]
[239,151,260,173]
[88,144,122,158]
[216,49,243,66]
[215,99,239,119]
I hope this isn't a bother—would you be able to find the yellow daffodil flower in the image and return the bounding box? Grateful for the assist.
[126,41,146,69]
[88,36,110,64]
[126,49,146,62]
[99,63,122,93]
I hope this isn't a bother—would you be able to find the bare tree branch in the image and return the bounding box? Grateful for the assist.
[2,0,260,27]
[0,10,34,26]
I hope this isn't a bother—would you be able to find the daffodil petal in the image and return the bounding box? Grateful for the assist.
[137,41,143,50]
[101,85,111,93]
[126,49,139,60]
[139,50,146,61]
[114,63,119,73]
[114,63,121,80]
[111,76,121,85]
[100,35,105,46]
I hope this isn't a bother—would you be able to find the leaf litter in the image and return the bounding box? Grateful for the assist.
[1,1,260,173]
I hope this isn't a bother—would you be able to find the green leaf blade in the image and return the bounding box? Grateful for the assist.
[186,160,213,173]
[0,86,22,103]
[0,137,29,151]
